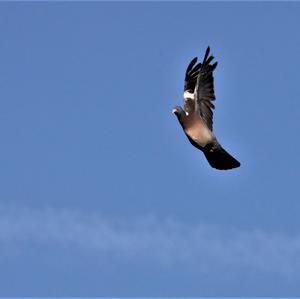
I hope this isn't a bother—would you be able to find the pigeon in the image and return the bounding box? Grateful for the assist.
[172,47,240,170]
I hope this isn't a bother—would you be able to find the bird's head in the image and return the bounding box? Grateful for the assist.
[172,106,186,123]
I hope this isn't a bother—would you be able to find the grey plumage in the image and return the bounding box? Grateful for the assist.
[172,47,240,170]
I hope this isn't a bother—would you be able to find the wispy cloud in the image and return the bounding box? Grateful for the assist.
[0,204,300,278]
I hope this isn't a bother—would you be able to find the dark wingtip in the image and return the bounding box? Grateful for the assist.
[211,61,218,70]
[206,55,214,65]
[189,57,198,68]
[202,46,211,64]
[185,57,198,75]
[191,57,198,64]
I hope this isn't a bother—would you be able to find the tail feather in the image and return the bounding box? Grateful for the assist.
[204,143,240,170]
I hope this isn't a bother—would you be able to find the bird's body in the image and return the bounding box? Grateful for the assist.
[172,47,240,170]
[181,111,213,148]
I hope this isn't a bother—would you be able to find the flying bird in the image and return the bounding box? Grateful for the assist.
[172,47,240,170]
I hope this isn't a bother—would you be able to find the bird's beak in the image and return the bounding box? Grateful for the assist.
[172,108,177,114]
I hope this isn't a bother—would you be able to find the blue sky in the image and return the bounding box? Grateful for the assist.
[0,1,300,296]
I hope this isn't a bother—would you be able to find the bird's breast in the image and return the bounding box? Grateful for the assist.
[182,114,213,147]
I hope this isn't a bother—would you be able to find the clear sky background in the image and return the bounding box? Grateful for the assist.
[0,1,300,296]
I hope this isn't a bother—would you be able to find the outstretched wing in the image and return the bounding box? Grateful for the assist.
[184,57,201,92]
[183,57,202,113]
[195,47,218,131]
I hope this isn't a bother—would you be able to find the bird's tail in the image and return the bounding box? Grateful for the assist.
[204,143,240,170]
